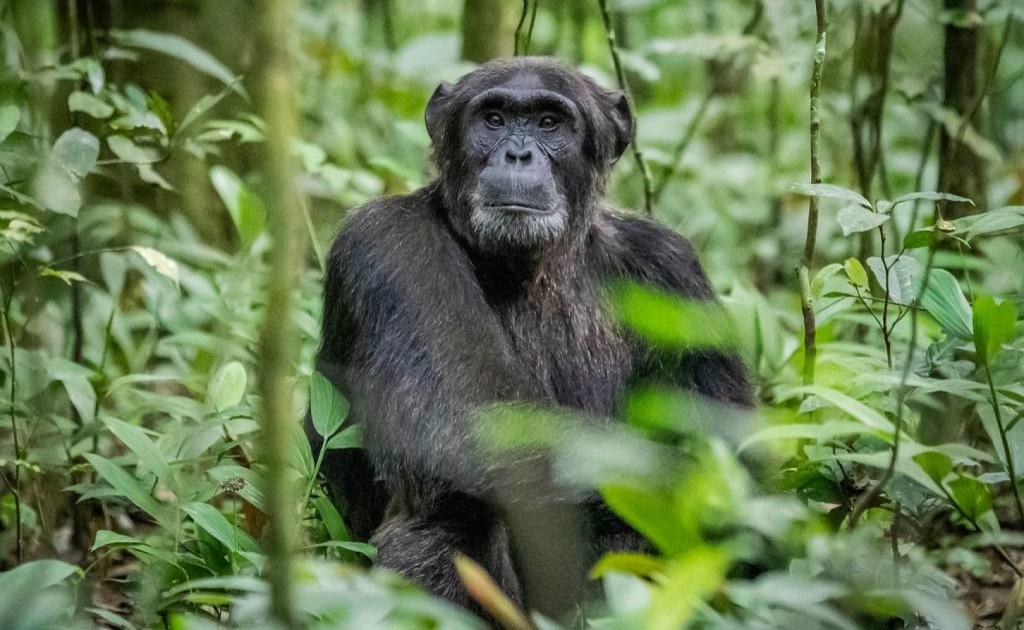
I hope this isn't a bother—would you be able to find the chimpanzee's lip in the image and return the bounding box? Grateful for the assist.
[485,204,548,214]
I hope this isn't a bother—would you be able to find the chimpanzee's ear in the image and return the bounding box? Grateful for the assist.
[425,81,454,144]
[609,93,634,161]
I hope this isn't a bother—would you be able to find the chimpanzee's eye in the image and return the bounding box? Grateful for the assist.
[538,115,559,130]
[485,112,504,128]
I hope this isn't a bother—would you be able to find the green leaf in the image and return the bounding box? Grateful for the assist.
[109,29,243,95]
[592,553,665,579]
[913,451,953,484]
[209,166,266,247]
[310,371,349,440]
[51,127,100,178]
[39,268,88,285]
[68,91,114,118]
[83,454,174,527]
[312,495,352,544]
[836,204,889,235]
[917,269,973,340]
[776,385,894,432]
[889,191,974,210]
[959,206,1024,240]
[844,258,868,288]
[611,283,738,349]
[602,484,685,555]
[973,295,1017,366]
[101,416,175,486]
[789,183,871,208]
[811,263,843,299]
[130,246,179,288]
[866,255,920,305]
[647,547,729,630]
[325,425,360,450]
[33,165,81,216]
[208,465,266,511]
[947,475,992,521]
[902,228,934,249]
[0,559,80,592]
[107,135,160,163]
[91,530,146,552]
[181,502,259,554]
[208,361,247,412]
[0,104,20,144]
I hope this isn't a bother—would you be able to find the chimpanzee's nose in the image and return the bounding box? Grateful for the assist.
[505,146,532,166]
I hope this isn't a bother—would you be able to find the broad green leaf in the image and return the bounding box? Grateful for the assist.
[947,476,992,521]
[308,540,376,560]
[51,127,100,178]
[130,246,179,288]
[0,559,80,592]
[836,204,889,235]
[310,371,349,440]
[33,165,81,216]
[181,502,259,554]
[789,183,871,208]
[83,454,174,527]
[91,530,145,551]
[0,104,20,144]
[208,465,266,511]
[917,269,973,340]
[611,283,738,349]
[209,166,266,247]
[208,361,247,412]
[776,385,893,432]
[811,263,843,299]
[325,425,360,450]
[68,91,114,118]
[960,206,1024,240]
[39,268,88,285]
[903,228,934,249]
[178,88,231,136]
[844,258,868,288]
[107,135,161,163]
[102,416,174,486]
[889,191,974,209]
[914,451,953,483]
[602,484,685,555]
[592,553,664,579]
[973,295,1016,366]
[647,546,728,630]
[867,255,920,305]
[602,570,654,615]
[312,495,351,544]
[109,29,243,94]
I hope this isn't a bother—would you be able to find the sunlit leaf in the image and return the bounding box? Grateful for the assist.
[0,560,80,593]
[867,255,920,305]
[130,245,180,288]
[647,546,728,630]
[918,269,973,340]
[947,476,992,521]
[210,166,266,247]
[110,29,244,95]
[51,127,100,178]
[844,258,868,288]
[837,204,889,235]
[208,361,247,412]
[0,104,20,144]
[102,416,175,486]
[789,183,871,208]
[310,371,349,440]
[973,295,1016,366]
[889,191,974,209]
[68,91,114,118]
[83,454,175,527]
[913,451,953,484]
[181,502,259,554]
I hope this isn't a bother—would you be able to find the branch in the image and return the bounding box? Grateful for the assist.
[597,0,654,215]
[798,0,827,386]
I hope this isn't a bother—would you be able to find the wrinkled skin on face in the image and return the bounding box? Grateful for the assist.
[426,58,633,255]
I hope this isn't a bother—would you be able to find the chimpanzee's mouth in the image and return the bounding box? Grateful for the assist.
[485,204,548,214]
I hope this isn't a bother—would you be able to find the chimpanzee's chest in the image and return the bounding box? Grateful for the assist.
[491,281,633,416]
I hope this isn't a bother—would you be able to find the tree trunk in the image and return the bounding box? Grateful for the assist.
[460,0,518,63]
[937,0,987,216]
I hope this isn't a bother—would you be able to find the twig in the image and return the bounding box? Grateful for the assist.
[651,93,711,205]
[798,0,827,386]
[1,297,21,563]
[597,0,654,215]
[514,0,531,56]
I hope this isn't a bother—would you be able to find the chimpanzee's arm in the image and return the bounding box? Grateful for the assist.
[598,214,753,407]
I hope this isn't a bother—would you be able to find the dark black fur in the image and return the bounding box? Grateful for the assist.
[310,57,751,614]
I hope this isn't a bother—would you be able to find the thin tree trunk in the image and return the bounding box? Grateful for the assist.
[937,0,987,216]
[461,0,518,62]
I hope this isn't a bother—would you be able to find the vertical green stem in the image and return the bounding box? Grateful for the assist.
[255,0,305,626]
[597,0,654,215]
[799,0,827,386]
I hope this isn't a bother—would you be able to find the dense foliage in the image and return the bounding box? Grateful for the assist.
[0,1,1022,628]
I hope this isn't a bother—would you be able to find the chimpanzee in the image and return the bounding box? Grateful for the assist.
[310,57,751,615]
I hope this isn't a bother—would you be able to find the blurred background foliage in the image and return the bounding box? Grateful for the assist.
[0,0,1022,628]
